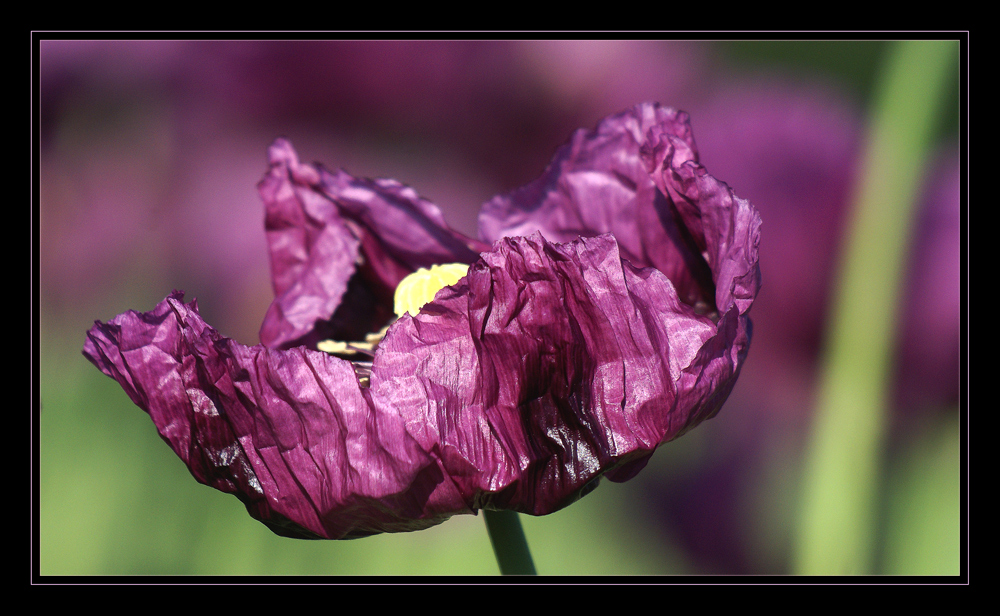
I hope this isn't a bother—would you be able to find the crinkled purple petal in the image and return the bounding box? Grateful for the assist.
[479,103,718,315]
[640,116,762,318]
[476,102,761,478]
[259,139,489,349]
[83,291,473,539]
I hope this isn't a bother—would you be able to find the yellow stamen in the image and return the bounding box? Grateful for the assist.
[393,263,469,317]
[316,340,354,355]
[317,326,390,358]
[365,325,391,343]
[317,265,467,361]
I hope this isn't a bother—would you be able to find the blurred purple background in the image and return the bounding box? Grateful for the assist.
[38,39,960,575]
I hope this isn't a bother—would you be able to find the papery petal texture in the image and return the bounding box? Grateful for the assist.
[259,138,488,349]
[83,103,760,539]
[372,232,722,514]
[479,103,718,314]
[479,102,761,442]
[84,291,472,539]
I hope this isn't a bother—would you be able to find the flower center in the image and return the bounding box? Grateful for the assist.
[317,263,469,388]
[393,263,469,317]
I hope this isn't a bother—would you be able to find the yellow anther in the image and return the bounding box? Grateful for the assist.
[317,325,390,358]
[393,263,469,317]
[317,340,354,355]
[365,325,391,343]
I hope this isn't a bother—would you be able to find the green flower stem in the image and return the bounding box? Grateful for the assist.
[793,40,958,575]
[483,509,537,575]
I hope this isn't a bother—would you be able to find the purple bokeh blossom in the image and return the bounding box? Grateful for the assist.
[83,104,761,540]
[893,146,961,415]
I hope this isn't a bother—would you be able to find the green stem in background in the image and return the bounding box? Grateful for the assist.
[793,40,958,575]
[483,509,537,575]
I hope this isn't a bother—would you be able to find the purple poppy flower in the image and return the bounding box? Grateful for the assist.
[83,103,761,540]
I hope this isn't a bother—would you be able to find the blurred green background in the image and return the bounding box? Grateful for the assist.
[37,39,962,576]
